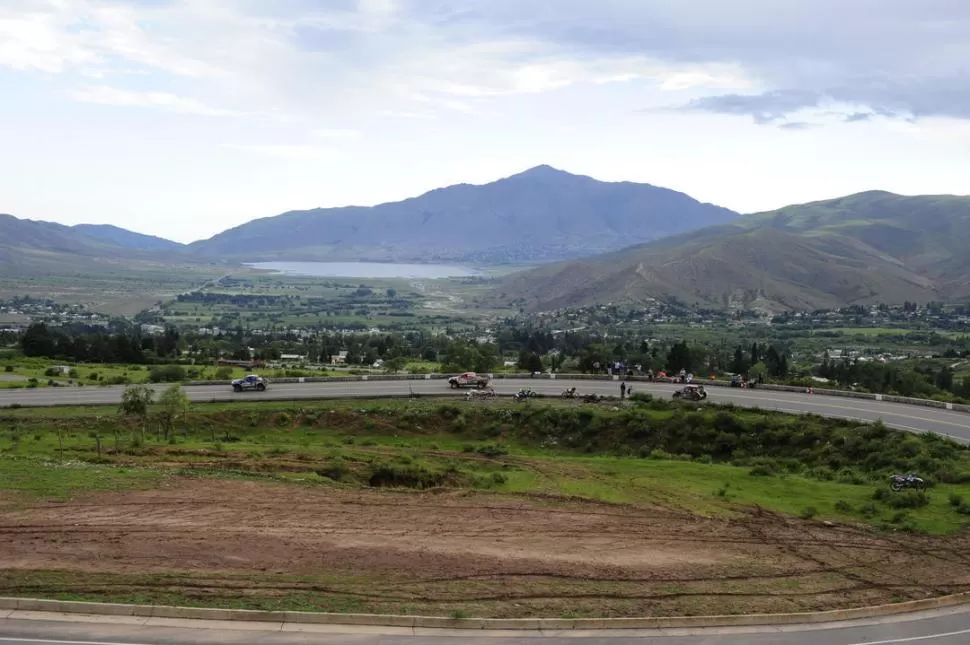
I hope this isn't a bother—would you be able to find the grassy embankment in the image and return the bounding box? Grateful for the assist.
[3,396,970,533]
[3,396,970,617]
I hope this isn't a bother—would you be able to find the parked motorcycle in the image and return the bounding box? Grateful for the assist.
[514,388,537,402]
[890,474,925,492]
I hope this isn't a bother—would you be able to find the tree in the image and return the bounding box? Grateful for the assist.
[119,384,154,442]
[731,346,749,375]
[20,323,57,357]
[666,341,692,373]
[156,384,189,441]
[517,349,543,373]
[472,343,499,373]
[578,343,609,373]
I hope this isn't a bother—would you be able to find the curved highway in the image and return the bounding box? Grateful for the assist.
[2,378,969,644]
[1,378,968,442]
[1,605,970,644]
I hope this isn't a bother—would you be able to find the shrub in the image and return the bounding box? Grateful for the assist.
[834,500,853,513]
[3,365,12,372]
[949,493,964,508]
[800,507,818,519]
[836,468,867,485]
[886,491,930,509]
[317,463,350,482]
[474,442,509,458]
[149,365,186,383]
[859,502,879,518]
[367,463,455,489]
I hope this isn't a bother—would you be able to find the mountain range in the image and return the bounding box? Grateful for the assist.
[0,214,203,276]
[3,167,970,311]
[494,191,970,312]
[185,165,739,264]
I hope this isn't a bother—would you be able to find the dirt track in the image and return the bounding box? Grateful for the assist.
[3,478,970,617]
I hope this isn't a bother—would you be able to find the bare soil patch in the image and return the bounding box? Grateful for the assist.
[2,477,970,618]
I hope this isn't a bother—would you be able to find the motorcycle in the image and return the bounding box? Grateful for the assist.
[560,387,577,399]
[583,393,602,403]
[514,388,537,402]
[890,474,925,492]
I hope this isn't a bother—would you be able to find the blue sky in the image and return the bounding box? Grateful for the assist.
[2,0,969,243]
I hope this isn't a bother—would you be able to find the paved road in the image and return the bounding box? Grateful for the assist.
[2,378,969,442]
[1,606,970,644]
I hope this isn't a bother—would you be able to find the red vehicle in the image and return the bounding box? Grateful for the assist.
[448,371,491,389]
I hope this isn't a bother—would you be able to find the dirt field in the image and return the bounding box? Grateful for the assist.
[3,477,970,617]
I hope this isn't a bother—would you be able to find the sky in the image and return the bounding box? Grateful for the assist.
[2,0,969,243]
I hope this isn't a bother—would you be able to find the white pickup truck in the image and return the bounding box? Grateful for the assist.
[447,372,491,389]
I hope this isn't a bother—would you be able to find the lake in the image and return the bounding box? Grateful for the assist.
[246,261,482,279]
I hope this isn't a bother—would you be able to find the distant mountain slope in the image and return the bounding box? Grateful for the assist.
[741,191,970,272]
[72,224,184,252]
[492,191,970,312]
[0,214,115,256]
[0,213,199,276]
[187,165,740,263]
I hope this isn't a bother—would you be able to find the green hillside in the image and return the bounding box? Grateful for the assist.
[493,192,970,312]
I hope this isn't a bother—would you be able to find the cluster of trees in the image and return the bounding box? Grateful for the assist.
[19,323,181,363]
[119,383,189,442]
[15,320,794,383]
[815,359,970,399]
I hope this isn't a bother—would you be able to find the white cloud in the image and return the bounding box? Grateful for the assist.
[68,85,239,116]
[0,8,97,72]
[3,0,970,243]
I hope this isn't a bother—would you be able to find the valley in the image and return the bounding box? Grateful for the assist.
[4,165,970,625]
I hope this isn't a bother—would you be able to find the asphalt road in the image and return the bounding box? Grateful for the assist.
[2,379,969,643]
[1,606,970,644]
[2,378,969,442]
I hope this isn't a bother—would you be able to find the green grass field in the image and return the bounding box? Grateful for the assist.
[2,397,969,534]
[0,357,256,389]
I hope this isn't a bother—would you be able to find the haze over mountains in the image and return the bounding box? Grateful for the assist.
[3,167,969,311]
[185,166,740,264]
[0,214,205,276]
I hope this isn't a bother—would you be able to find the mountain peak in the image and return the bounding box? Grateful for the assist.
[510,164,574,179]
